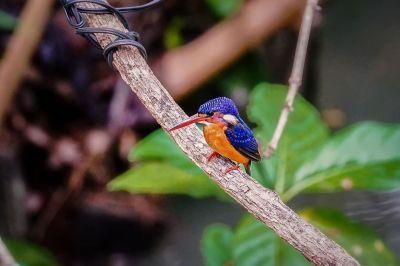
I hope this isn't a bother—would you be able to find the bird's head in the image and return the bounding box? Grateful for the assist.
[169,97,241,131]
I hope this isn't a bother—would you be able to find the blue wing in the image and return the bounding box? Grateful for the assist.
[225,122,261,161]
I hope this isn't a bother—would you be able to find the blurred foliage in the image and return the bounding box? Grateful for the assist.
[110,161,225,199]
[109,128,226,198]
[248,84,330,194]
[289,122,400,198]
[216,53,269,95]
[110,82,400,264]
[0,10,17,31]
[202,209,399,266]
[163,18,184,49]
[201,224,233,266]
[205,0,243,18]
[4,239,58,266]
[301,208,399,266]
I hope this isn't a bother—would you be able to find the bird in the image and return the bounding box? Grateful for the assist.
[168,97,261,175]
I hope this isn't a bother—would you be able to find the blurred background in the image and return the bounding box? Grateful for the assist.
[0,0,399,265]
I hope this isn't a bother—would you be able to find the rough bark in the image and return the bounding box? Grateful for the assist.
[76,3,359,265]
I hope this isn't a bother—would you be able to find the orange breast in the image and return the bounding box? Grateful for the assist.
[203,124,249,164]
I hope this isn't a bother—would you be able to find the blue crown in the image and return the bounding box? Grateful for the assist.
[198,97,240,116]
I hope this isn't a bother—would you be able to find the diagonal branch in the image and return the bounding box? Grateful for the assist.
[74,2,359,265]
[0,237,17,266]
[264,0,320,158]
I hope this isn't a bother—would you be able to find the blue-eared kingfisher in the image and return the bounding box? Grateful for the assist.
[168,97,261,175]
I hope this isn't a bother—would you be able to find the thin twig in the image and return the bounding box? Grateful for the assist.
[0,0,54,128]
[264,0,320,158]
[0,237,17,266]
[72,2,359,265]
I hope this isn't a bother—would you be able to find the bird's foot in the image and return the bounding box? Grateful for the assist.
[207,152,219,162]
[224,164,241,175]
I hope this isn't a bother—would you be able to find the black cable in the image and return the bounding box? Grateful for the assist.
[60,0,162,67]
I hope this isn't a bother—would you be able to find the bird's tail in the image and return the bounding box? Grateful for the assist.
[244,161,252,176]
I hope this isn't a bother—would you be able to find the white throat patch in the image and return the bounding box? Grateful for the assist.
[223,114,239,125]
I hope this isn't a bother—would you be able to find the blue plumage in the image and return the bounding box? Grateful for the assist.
[169,96,260,175]
[198,97,240,117]
[226,123,260,162]
[199,97,261,162]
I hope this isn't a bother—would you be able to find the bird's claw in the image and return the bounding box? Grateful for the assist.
[207,152,219,162]
[224,164,240,175]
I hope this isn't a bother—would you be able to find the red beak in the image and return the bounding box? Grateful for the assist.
[168,114,207,132]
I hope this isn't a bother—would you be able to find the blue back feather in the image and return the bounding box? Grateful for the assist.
[225,122,260,161]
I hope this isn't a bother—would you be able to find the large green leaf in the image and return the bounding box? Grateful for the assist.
[129,129,203,175]
[0,10,18,31]
[109,162,225,198]
[300,208,399,266]
[4,239,58,266]
[284,122,400,200]
[202,209,398,266]
[202,224,234,266]
[248,83,329,194]
[233,215,310,266]
[202,216,310,266]
[110,129,226,198]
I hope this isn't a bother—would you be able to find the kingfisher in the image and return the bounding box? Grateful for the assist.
[168,97,261,175]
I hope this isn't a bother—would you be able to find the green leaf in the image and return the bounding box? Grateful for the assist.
[129,129,202,175]
[232,215,311,266]
[109,162,225,198]
[163,18,183,49]
[216,53,269,94]
[0,10,18,31]
[202,224,234,266]
[111,129,227,199]
[300,208,399,266]
[284,122,400,200]
[206,0,243,18]
[201,216,310,266]
[248,83,329,194]
[4,239,58,266]
[201,210,399,266]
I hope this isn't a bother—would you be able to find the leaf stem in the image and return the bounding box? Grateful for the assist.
[264,0,320,158]
[274,139,288,195]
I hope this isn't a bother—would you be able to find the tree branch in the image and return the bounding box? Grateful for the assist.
[75,2,359,265]
[0,237,17,266]
[154,0,306,100]
[0,0,55,127]
[264,0,319,158]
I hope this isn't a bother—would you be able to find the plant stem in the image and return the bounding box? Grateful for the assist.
[264,0,320,158]
[0,0,54,128]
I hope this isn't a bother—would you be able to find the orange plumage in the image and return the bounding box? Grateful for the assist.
[203,123,249,164]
